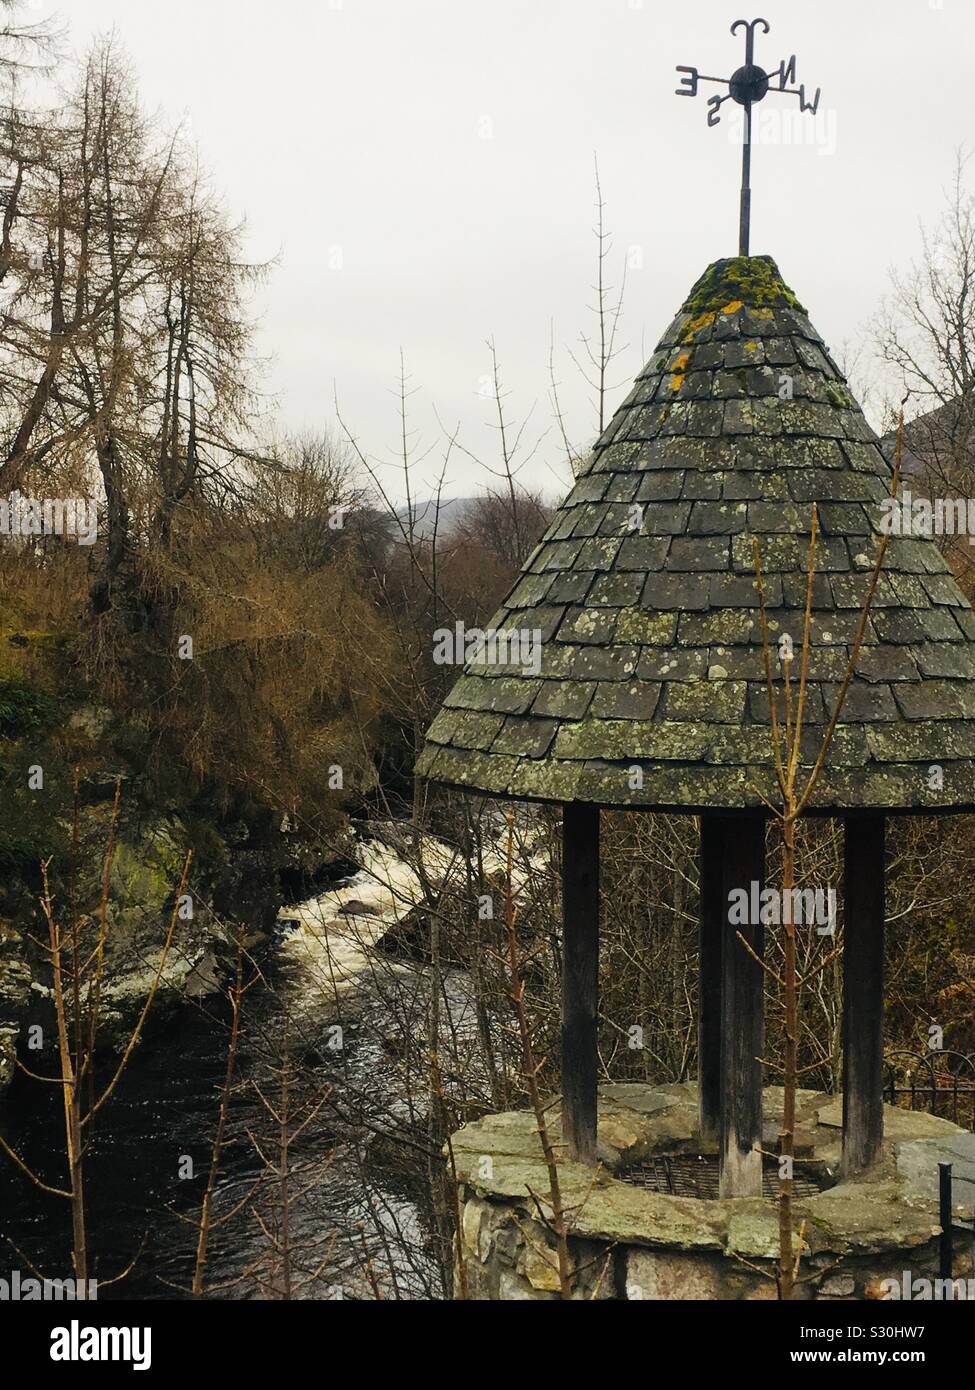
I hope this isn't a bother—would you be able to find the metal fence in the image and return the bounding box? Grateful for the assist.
[884,1049,975,1132]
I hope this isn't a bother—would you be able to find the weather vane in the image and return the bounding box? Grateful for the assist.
[676,18,822,257]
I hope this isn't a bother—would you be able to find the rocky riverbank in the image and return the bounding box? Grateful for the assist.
[0,797,355,1103]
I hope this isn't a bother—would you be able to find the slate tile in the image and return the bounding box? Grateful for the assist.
[724,339,766,368]
[710,573,779,607]
[558,607,619,644]
[569,504,605,538]
[818,503,872,536]
[683,402,726,436]
[830,574,897,608]
[588,572,646,607]
[782,573,833,608]
[599,502,644,537]
[662,680,747,723]
[552,718,710,761]
[642,572,712,611]
[637,647,710,680]
[853,645,921,682]
[678,610,755,644]
[572,646,641,681]
[575,537,622,571]
[506,573,555,608]
[722,474,767,501]
[748,682,828,726]
[824,681,899,722]
[764,337,798,365]
[894,681,975,720]
[568,475,611,504]
[922,573,968,607]
[666,536,730,571]
[590,681,662,720]
[690,501,748,534]
[748,501,807,533]
[917,609,966,642]
[617,536,672,571]
[636,472,684,502]
[546,570,596,604]
[491,717,559,759]
[603,474,642,504]
[866,721,975,762]
[452,711,508,749]
[530,680,595,720]
[913,644,975,679]
[615,610,679,644]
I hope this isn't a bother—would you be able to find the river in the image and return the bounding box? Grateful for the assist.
[0,835,478,1301]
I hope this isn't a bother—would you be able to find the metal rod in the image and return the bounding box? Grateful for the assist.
[739,102,752,256]
[939,1161,953,1280]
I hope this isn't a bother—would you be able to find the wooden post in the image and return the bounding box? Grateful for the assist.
[842,813,886,1176]
[698,815,725,1145]
[561,802,600,1165]
[719,812,766,1198]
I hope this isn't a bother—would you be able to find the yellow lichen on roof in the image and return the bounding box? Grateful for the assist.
[682,311,716,342]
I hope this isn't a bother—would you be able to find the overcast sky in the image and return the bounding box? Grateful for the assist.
[36,0,975,500]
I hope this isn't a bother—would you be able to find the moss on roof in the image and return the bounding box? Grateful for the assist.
[683,255,804,316]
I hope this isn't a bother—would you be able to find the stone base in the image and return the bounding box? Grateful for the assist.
[449,1083,975,1301]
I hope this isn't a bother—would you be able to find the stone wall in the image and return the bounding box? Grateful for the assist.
[456,1193,959,1300]
[449,1083,975,1301]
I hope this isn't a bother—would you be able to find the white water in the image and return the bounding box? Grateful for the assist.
[277,825,542,1009]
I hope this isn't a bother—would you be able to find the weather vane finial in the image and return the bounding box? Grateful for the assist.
[676,18,822,257]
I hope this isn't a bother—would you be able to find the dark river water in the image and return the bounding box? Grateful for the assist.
[0,943,443,1301]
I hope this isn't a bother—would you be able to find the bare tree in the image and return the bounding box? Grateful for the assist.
[875,151,975,586]
[0,782,190,1285]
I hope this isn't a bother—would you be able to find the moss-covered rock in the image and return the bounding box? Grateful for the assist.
[683,255,804,316]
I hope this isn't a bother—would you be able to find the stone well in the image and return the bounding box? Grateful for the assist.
[449,1083,974,1300]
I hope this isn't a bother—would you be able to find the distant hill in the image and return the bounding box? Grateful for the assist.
[394,497,480,541]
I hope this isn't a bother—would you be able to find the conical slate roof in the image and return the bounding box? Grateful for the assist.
[416,256,975,812]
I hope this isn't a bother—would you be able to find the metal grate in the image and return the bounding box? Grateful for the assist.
[620,1153,828,1201]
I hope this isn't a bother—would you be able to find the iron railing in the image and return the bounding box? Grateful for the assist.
[884,1049,975,1132]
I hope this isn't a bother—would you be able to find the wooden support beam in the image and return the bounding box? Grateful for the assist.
[718,813,766,1198]
[561,802,600,1165]
[698,815,725,1145]
[842,813,886,1176]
